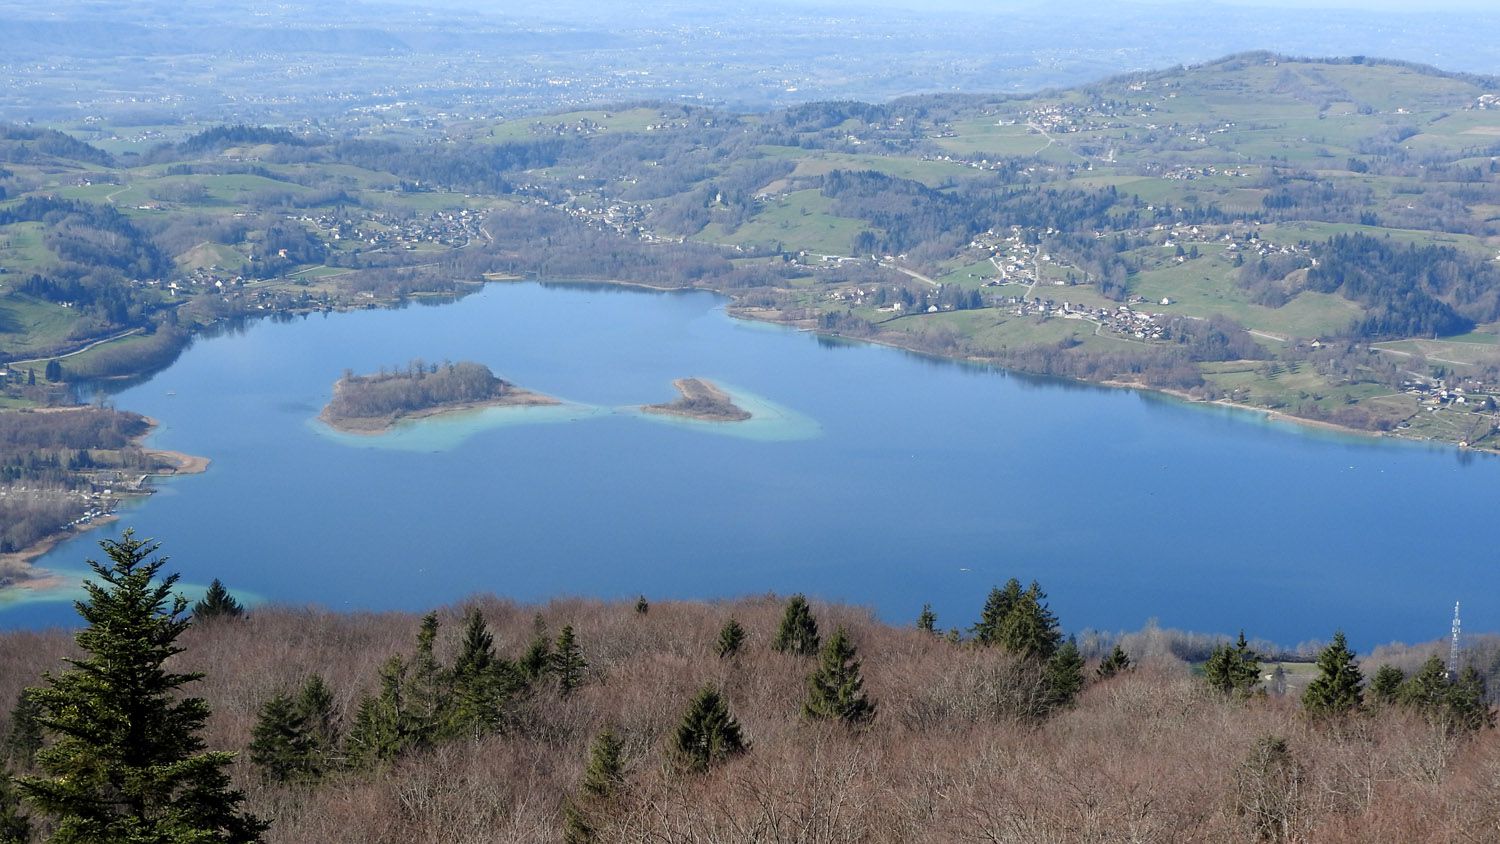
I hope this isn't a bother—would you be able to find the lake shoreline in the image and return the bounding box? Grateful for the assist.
[0,417,210,589]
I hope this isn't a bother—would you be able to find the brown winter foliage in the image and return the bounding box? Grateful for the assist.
[3,595,1499,843]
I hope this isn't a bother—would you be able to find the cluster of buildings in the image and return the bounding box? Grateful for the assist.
[304,208,486,250]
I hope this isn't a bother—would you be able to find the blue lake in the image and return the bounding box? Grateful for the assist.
[4,281,1495,648]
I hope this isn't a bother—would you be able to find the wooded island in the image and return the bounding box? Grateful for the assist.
[320,360,558,433]
[641,378,751,422]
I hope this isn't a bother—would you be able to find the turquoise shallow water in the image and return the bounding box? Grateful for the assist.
[4,281,1496,648]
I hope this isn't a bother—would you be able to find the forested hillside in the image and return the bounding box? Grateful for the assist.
[0,539,1496,843]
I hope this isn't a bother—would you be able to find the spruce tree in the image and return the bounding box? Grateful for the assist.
[802,626,876,726]
[2,690,42,770]
[995,582,1061,661]
[634,596,649,616]
[405,613,449,745]
[449,608,516,740]
[1399,656,1449,711]
[551,625,588,698]
[192,577,245,621]
[249,693,316,784]
[0,767,28,844]
[1096,644,1132,679]
[916,604,936,633]
[772,594,820,656]
[1204,631,1261,697]
[562,729,625,844]
[1301,632,1363,718]
[1369,665,1405,706]
[294,675,340,770]
[972,579,1022,645]
[673,686,747,773]
[346,656,409,768]
[1446,667,1494,734]
[716,618,746,659]
[1044,639,1086,711]
[15,531,265,842]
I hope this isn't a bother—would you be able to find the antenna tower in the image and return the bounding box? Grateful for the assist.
[1448,601,1462,679]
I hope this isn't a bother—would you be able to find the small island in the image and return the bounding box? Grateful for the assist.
[320,360,559,434]
[641,378,752,422]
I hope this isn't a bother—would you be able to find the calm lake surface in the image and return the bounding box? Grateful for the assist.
[4,282,1495,647]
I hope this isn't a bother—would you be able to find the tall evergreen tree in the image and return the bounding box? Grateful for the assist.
[15,531,266,842]
[716,618,746,659]
[405,613,448,744]
[249,693,316,784]
[1204,631,1261,697]
[995,582,1061,660]
[972,579,1022,645]
[192,578,244,621]
[2,690,42,770]
[449,608,516,740]
[562,729,626,844]
[1096,644,1132,679]
[1400,657,1494,734]
[802,626,876,726]
[916,604,936,633]
[1369,665,1405,706]
[673,686,747,774]
[1399,656,1450,711]
[294,675,340,770]
[0,767,28,844]
[1044,639,1086,711]
[1301,632,1363,718]
[1446,667,1494,734]
[346,656,410,768]
[772,594,820,656]
[551,625,588,698]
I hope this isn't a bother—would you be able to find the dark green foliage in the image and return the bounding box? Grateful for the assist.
[716,618,745,659]
[2,690,42,770]
[0,767,28,844]
[995,582,1061,661]
[1399,656,1495,734]
[449,608,518,740]
[14,531,265,842]
[634,595,649,615]
[563,729,626,844]
[43,360,61,383]
[673,686,747,774]
[192,578,245,621]
[1204,631,1262,697]
[249,694,316,785]
[551,625,588,698]
[1096,644,1132,679]
[916,604,936,633]
[1301,632,1363,718]
[404,613,449,744]
[520,617,553,682]
[772,594,820,656]
[294,675,340,770]
[1044,639,1086,710]
[972,579,1022,645]
[1369,665,1405,705]
[803,626,876,726]
[347,656,410,768]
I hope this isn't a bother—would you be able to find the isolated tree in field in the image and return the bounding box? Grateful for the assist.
[673,686,747,773]
[972,579,1022,644]
[562,729,626,844]
[1301,632,1363,718]
[1044,639,1086,710]
[716,617,745,659]
[2,690,42,769]
[772,594,820,656]
[1204,631,1262,697]
[249,693,316,784]
[1096,644,1132,679]
[803,626,876,726]
[15,531,266,842]
[996,583,1061,660]
[551,625,588,698]
[192,577,245,621]
[44,360,61,383]
[1369,665,1405,705]
[917,604,936,633]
